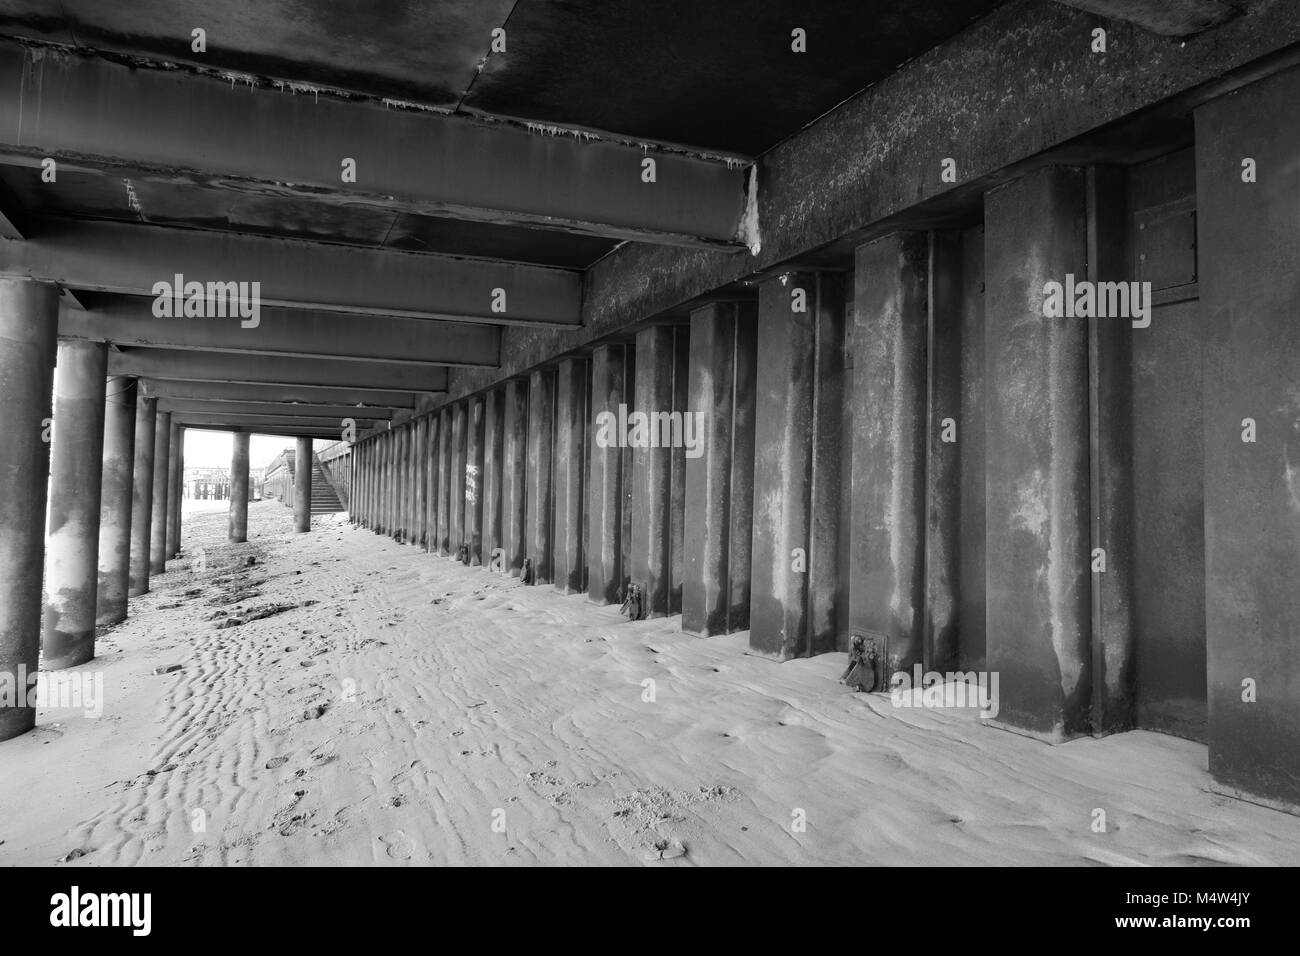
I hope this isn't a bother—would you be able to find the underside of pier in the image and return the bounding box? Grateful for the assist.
[2,0,1300,861]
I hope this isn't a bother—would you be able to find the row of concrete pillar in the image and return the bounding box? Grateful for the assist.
[0,278,249,741]
[346,164,1156,747]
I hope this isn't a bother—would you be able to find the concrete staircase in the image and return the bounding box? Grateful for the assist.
[308,457,344,514]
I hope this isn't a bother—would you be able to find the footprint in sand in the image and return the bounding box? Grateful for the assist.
[378,831,413,860]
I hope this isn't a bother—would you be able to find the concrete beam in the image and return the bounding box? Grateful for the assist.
[142,379,426,410]
[0,40,751,250]
[445,0,1300,403]
[158,398,399,421]
[173,412,381,433]
[178,422,347,440]
[3,220,581,327]
[1053,0,1239,36]
[109,348,451,392]
[60,300,500,367]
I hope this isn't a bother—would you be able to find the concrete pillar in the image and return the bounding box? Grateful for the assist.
[294,436,312,532]
[984,166,1092,740]
[553,357,588,594]
[358,441,368,527]
[683,307,732,635]
[629,327,674,616]
[728,316,758,633]
[404,422,416,542]
[849,232,930,672]
[587,344,633,605]
[1197,67,1300,808]
[371,438,379,530]
[682,303,757,636]
[502,380,528,575]
[349,443,358,525]
[229,432,250,542]
[751,273,846,659]
[424,414,440,552]
[96,376,137,627]
[393,425,405,540]
[436,408,452,554]
[128,396,157,596]
[668,328,689,613]
[385,427,395,539]
[363,440,373,528]
[924,231,972,674]
[526,369,556,583]
[379,430,391,534]
[483,388,505,569]
[449,402,467,556]
[42,338,109,670]
[413,417,426,547]
[148,410,171,575]
[0,277,58,741]
[465,398,486,564]
[1085,169,1136,734]
[165,421,183,558]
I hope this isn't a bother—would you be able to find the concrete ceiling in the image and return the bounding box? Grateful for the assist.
[0,0,1010,430]
[0,0,1006,153]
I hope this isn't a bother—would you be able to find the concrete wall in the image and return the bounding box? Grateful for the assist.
[334,49,1300,815]
[1126,149,1206,742]
[1196,65,1300,810]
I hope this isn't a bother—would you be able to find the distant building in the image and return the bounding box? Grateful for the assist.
[183,465,264,501]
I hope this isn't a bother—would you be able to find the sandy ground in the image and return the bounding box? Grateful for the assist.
[3,499,1300,867]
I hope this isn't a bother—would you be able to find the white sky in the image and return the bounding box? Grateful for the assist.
[182,431,331,470]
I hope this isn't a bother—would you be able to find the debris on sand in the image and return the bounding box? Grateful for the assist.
[642,838,687,862]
